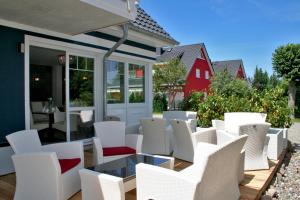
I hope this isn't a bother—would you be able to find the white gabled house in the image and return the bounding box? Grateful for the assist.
[0,0,178,175]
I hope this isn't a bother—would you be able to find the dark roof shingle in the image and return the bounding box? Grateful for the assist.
[212,60,245,77]
[157,43,205,72]
[129,6,179,45]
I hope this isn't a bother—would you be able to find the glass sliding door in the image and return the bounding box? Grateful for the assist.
[68,54,95,141]
[29,46,67,143]
[106,60,147,123]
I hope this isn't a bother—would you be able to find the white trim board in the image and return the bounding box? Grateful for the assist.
[0,19,158,60]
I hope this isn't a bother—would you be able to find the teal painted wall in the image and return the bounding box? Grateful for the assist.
[0,26,25,145]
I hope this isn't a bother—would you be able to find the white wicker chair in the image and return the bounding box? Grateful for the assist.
[211,119,225,130]
[170,119,210,162]
[224,112,267,135]
[79,169,125,200]
[6,130,84,200]
[192,127,246,183]
[239,123,271,170]
[140,118,172,155]
[163,111,197,132]
[212,112,267,134]
[93,121,143,164]
[136,135,248,200]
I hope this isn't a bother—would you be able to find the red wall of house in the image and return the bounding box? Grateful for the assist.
[236,65,245,79]
[183,49,213,97]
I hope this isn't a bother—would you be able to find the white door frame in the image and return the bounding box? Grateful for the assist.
[24,35,103,142]
[105,55,151,124]
[67,49,98,143]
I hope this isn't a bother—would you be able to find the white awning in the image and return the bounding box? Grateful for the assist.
[0,0,137,35]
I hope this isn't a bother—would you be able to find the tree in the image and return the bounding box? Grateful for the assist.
[272,43,300,115]
[252,66,269,91]
[153,58,187,109]
[268,73,281,88]
[210,70,251,98]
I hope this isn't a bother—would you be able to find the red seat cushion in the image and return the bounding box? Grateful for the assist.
[58,158,81,174]
[103,146,136,156]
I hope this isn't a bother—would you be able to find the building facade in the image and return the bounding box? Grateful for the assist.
[0,2,178,175]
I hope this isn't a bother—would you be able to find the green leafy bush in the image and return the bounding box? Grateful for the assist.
[197,72,292,128]
[153,93,168,113]
[180,92,204,111]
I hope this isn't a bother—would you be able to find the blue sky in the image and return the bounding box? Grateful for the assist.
[140,0,300,78]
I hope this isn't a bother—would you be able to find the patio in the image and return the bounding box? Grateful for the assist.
[0,148,286,200]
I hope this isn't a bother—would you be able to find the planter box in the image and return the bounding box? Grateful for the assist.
[282,128,288,149]
[267,128,284,160]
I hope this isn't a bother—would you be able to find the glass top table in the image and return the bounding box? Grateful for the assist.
[88,154,170,182]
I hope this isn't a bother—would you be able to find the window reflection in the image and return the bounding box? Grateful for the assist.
[69,55,94,107]
[129,64,145,103]
[70,110,95,141]
[106,60,125,104]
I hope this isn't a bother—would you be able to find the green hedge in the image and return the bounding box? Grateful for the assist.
[197,85,292,128]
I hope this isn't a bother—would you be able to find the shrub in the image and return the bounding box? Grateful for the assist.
[197,72,292,128]
[153,93,168,113]
[180,91,204,111]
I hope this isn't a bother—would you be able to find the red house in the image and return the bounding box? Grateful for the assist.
[212,60,247,79]
[157,43,214,97]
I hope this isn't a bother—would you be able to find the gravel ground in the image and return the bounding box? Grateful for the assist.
[262,123,300,200]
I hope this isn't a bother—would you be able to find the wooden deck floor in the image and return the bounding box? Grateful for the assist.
[0,150,286,200]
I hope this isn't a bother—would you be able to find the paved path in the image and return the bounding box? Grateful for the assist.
[288,122,300,145]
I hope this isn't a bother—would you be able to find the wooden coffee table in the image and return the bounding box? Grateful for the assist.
[88,154,174,192]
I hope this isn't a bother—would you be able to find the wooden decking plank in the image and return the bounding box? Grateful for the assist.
[240,150,286,200]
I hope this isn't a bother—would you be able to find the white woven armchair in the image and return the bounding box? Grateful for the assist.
[6,130,84,200]
[163,111,197,132]
[136,135,248,200]
[239,123,271,170]
[224,112,267,135]
[193,127,246,183]
[212,119,225,130]
[140,118,172,155]
[79,169,125,200]
[93,121,143,164]
[170,119,215,162]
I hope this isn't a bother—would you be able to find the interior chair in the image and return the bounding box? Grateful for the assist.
[93,121,143,164]
[30,111,48,131]
[140,118,172,155]
[31,101,48,122]
[6,130,84,200]
[136,135,248,200]
[52,111,78,133]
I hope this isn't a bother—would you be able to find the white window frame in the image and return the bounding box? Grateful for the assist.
[205,70,210,80]
[196,68,200,79]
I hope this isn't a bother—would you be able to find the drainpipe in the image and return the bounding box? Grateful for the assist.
[103,23,129,119]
